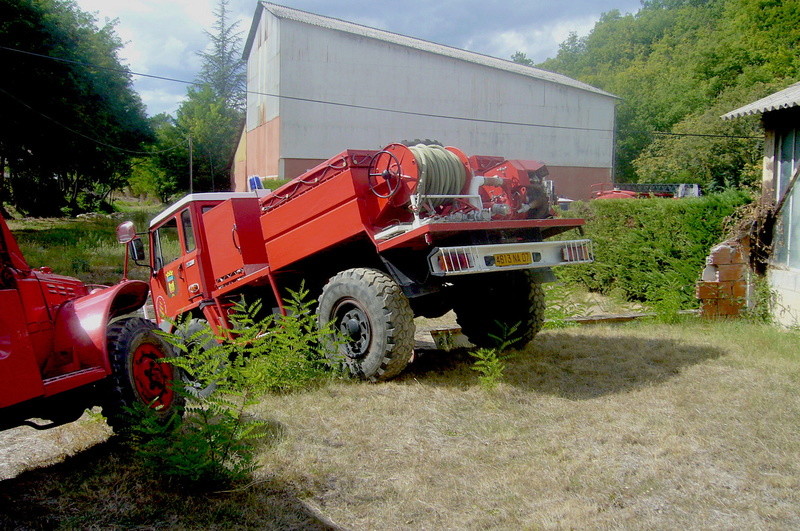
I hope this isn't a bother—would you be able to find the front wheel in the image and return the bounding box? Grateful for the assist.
[104,317,180,431]
[318,268,415,381]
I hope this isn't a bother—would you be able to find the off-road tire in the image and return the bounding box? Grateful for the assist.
[104,317,180,431]
[318,268,415,381]
[452,270,545,349]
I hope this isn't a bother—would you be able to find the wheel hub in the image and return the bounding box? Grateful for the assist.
[132,343,174,408]
[345,318,362,337]
[334,301,371,359]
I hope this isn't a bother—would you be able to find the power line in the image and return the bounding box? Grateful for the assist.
[0,45,194,86]
[0,44,613,134]
[650,131,761,140]
[0,87,187,155]
[0,44,764,141]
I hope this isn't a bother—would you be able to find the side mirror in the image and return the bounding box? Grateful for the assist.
[128,238,145,262]
[116,221,138,244]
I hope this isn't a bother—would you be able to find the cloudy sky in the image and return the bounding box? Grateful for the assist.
[74,0,643,116]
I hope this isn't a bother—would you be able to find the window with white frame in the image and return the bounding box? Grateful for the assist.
[773,127,800,268]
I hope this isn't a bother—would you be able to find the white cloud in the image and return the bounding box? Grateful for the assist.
[75,0,221,114]
[476,14,599,63]
[136,86,189,116]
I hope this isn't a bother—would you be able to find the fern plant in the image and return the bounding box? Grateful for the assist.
[470,322,520,391]
[129,286,338,484]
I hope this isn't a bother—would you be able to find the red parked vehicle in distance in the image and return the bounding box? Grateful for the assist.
[124,142,594,381]
[0,215,178,431]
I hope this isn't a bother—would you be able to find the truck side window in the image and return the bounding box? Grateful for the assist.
[154,218,181,270]
[181,209,196,253]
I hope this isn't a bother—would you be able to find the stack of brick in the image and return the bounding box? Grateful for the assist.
[695,240,749,318]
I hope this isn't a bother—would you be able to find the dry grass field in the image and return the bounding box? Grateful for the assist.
[2,318,798,529]
[251,319,800,529]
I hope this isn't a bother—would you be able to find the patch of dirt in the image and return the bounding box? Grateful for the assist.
[0,410,111,481]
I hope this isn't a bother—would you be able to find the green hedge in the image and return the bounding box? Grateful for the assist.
[556,190,752,308]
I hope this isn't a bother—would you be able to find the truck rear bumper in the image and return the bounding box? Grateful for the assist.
[428,239,593,276]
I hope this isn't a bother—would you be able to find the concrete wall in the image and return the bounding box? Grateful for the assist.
[240,9,282,184]
[769,268,800,327]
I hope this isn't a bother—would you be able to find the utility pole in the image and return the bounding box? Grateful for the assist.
[188,135,193,194]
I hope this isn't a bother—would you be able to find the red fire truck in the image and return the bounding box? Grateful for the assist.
[127,143,593,381]
[0,214,178,431]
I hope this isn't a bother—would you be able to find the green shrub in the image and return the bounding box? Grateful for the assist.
[557,190,752,309]
[542,283,592,329]
[470,348,507,391]
[743,275,776,324]
[130,287,338,484]
[469,323,520,390]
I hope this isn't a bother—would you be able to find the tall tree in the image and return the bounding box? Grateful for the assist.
[144,0,245,195]
[538,0,800,188]
[196,0,246,112]
[510,51,534,66]
[0,0,151,216]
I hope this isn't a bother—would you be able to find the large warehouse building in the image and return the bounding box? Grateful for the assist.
[232,2,618,200]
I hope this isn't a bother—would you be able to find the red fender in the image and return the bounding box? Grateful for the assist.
[52,280,150,374]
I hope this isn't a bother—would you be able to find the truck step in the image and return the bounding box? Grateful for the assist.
[43,367,107,396]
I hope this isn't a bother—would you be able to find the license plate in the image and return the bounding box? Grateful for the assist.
[494,252,532,267]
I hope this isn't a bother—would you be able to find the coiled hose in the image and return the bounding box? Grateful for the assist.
[408,144,466,208]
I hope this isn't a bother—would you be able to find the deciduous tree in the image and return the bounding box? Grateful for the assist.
[537,0,800,188]
[0,0,151,216]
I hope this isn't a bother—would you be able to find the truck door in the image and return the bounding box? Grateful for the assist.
[151,210,202,322]
[0,234,45,408]
[178,208,204,304]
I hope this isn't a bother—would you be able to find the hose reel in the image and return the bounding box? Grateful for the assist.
[408,144,466,207]
[367,143,469,211]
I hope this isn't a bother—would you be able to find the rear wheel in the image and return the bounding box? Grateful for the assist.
[318,268,415,381]
[104,317,180,431]
[452,270,545,349]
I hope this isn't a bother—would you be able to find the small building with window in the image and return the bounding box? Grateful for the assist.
[724,81,800,326]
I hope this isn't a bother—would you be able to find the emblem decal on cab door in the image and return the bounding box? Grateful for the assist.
[166,269,177,297]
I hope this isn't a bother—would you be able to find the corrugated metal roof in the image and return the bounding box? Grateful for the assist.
[244,2,617,100]
[722,81,800,120]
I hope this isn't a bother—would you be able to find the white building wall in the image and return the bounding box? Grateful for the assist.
[246,10,281,131]
[277,20,614,166]
[769,268,800,327]
[766,118,800,327]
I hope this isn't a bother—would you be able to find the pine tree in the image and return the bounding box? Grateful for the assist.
[196,0,246,112]
[144,0,246,195]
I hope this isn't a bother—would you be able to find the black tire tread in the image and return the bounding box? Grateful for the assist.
[453,271,545,349]
[103,317,176,431]
[319,268,415,381]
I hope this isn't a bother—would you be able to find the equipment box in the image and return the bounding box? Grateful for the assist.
[202,198,268,290]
